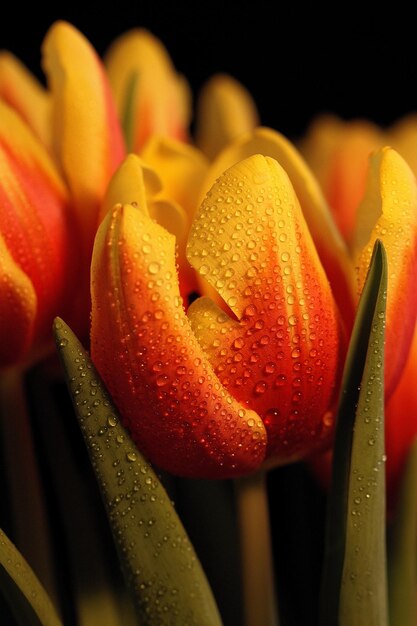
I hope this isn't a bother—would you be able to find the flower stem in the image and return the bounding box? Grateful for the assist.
[235,470,280,626]
[0,367,58,607]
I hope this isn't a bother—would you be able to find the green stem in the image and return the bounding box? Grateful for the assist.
[0,367,58,610]
[235,470,279,626]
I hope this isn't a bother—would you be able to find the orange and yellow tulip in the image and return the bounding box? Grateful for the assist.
[91,154,345,477]
[89,115,417,478]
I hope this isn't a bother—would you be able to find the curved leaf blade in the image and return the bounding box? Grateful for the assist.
[320,239,388,626]
[0,527,63,626]
[53,317,223,626]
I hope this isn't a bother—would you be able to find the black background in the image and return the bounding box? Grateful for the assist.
[1,2,415,141]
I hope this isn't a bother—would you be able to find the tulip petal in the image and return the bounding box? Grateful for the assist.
[100,153,161,222]
[0,233,36,367]
[101,153,188,245]
[105,29,191,152]
[187,155,344,463]
[198,127,356,329]
[148,198,188,245]
[195,73,259,159]
[41,20,125,254]
[0,51,52,150]
[91,203,266,478]
[148,196,198,304]
[353,147,417,397]
[141,136,209,218]
[388,114,417,176]
[100,154,195,303]
[0,100,73,350]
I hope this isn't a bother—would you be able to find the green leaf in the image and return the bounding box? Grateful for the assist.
[53,317,223,626]
[26,364,137,626]
[122,71,139,152]
[0,527,63,626]
[320,239,388,626]
[388,437,417,626]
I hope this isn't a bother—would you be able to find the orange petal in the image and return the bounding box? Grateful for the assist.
[0,100,74,348]
[0,51,52,150]
[105,29,191,152]
[90,203,266,478]
[187,155,345,463]
[198,126,356,329]
[353,147,417,397]
[141,136,209,219]
[0,232,36,367]
[300,115,384,244]
[195,73,259,159]
[41,20,125,256]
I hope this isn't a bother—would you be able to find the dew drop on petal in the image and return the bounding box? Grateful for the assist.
[254,381,267,395]
[148,262,160,275]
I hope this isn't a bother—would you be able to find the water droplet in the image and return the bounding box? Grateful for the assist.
[322,411,333,427]
[244,304,257,317]
[107,415,118,427]
[264,362,276,375]
[254,381,267,395]
[264,408,280,426]
[274,374,287,387]
[148,262,160,275]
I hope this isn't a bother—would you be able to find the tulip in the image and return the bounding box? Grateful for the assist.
[299,114,385,244]
[0,99,74,367]
[0,51,52,150]
[0,20,128,362]
[91,152,346,478]
[104,28,191,152]
[194,73,260,159]
[41,20,126,264]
